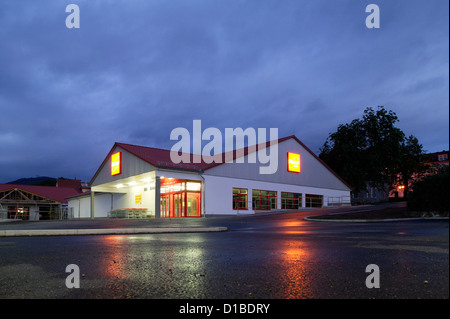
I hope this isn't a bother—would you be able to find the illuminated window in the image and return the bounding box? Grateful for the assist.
[252,189,277,210]
[111,152,122,176]
[305,194,323,208]
[233,188,248,210]
[287,152,301,173]
[281,192,302,209]
[186,182,201,191]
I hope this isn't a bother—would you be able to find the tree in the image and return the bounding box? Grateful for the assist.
[319,106,424,194]
[395,135,426,198]
[320,119,367,192]
[360,106,406,190]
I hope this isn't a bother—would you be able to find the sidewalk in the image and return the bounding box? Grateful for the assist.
[0,218,227,237]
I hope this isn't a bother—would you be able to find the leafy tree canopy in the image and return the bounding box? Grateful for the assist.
[319,106,424,193]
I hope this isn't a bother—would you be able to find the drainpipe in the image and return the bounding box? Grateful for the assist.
[90,191,95,219]
[155,176,161,218]
[199,170,206,218]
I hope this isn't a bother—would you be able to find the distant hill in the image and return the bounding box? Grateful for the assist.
[7,176,57,186]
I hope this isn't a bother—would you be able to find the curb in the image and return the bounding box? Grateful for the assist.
[304,217,449,223]
[0,226,228,237]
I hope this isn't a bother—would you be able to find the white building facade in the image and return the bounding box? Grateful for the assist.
[67,136,351,218]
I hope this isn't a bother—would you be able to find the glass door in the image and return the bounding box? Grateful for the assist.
[161,195,170,218]
[186,193,201,217]
[173,193,185,217]
[159,179,202,218]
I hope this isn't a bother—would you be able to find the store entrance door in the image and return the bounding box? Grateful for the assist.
[186,192,201,217]
[161,195,170,218]
[160,179,202,218]
[174,193,184,217]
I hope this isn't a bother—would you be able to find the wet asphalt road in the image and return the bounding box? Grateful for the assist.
[0,208,448,300]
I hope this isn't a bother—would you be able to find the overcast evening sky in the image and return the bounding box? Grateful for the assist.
[0,0,448,183]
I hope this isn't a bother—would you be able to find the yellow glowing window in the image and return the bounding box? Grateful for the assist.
[111,152,122,176]
[287,152,301,173]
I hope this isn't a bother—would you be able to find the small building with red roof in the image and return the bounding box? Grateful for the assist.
[0,180,84,220]
[67,135,351,219]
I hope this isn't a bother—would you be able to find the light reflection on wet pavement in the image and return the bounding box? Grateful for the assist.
[0,210,448,299]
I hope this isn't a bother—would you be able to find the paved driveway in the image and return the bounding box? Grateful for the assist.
[0,207,448,300]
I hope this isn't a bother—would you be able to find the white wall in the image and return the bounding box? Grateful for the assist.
[114,184,156,217]
[204,138,351,192]
[203,174,350,216]
[68,183,156,218]
[71,170,350,218]
[68,193,113,218]
[91,145,156,187]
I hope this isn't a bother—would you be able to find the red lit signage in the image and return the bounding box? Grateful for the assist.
[111,152,122,176]
[287,152,301,173]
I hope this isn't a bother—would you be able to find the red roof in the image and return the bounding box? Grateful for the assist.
[90,135,352,189]
[115,135,296,171]
[116,143,209,171]
[0,184,80,204]
[56,179,82,190]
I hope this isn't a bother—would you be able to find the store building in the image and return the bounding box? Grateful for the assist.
[67,135,352,218]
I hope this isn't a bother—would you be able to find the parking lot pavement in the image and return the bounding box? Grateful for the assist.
[0,211,448,300]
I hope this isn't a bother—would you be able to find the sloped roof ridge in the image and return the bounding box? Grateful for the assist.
[114,135,290,171]
[115,141,171,153]
[0,183,80,203]
[115,141,203,170]
[116,135,295,157]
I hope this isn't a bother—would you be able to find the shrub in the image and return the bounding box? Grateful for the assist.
[407,167,449,215]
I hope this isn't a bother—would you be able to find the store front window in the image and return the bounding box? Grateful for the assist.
[232,188,248,210]
[160,178,201,218]
[252,189,277,210]
[305,194,323,208]
[281,192,302,209]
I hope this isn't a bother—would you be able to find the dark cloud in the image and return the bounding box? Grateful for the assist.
[0,0,448,182]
